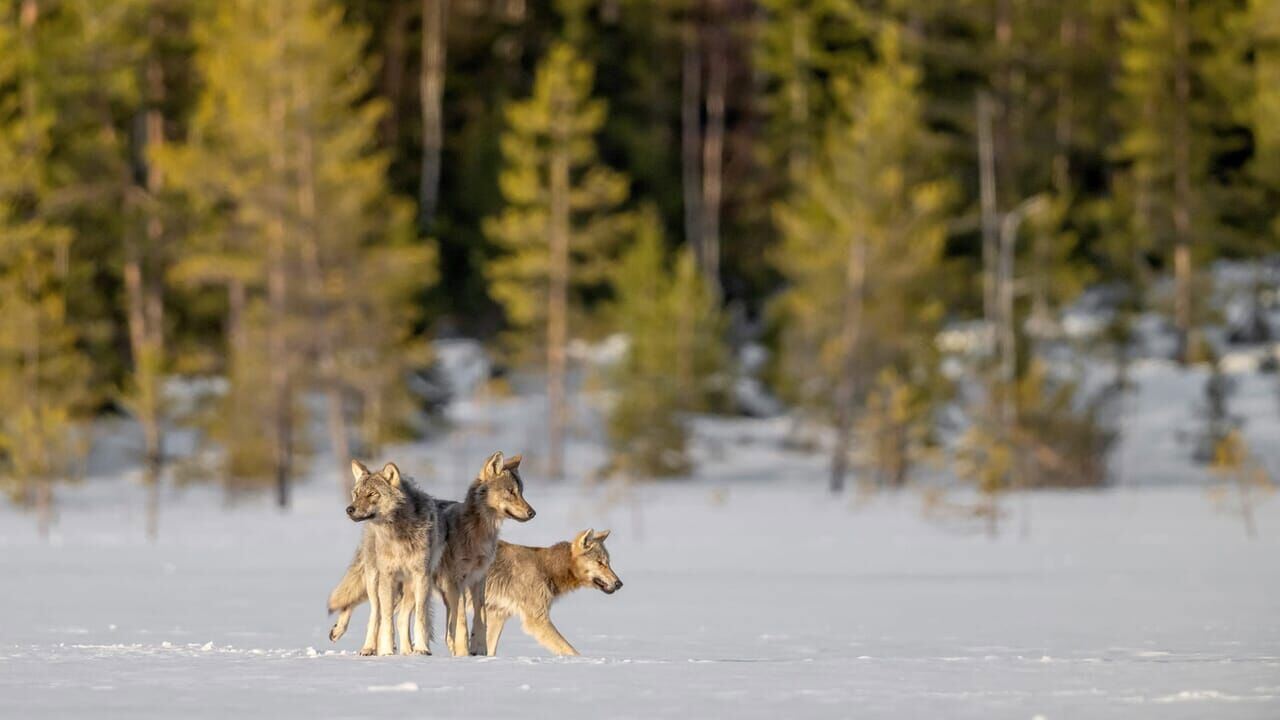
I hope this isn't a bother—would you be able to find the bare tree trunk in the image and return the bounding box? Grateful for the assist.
[985,489,999,538]
[18,0,49,539]
[829,241,867,493]
[999,209,1021,493]
[977,92,999,327]
[227,279,246,353]
[1052,8,1075,197]
[128,6,169,541]
[419,0,449,233]
[19,1,37,159]
[295,95,352,496]
[224,276,247,495]
[680,20,702,256]
[328,387,353,492]
[785,9,811,180]
[144,463,160,541]
[1171,0,1195,364]
[380,0,411,145]
[267,86,292,509]
[1033,7,1075,329]
[36,478,52,540]
[1132,92,1156,290]
[1237,468,1257,539]
[993,0,1017,208]
[545,140,571,482]
[699,8,726,299]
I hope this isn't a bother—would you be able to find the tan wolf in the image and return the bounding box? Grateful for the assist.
[327,451,535,656]
[327,460,443,656]
[475,529,622,657]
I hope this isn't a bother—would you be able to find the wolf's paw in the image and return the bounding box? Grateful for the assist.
[377,648,395,657]
[329,625,346,643]
[411,647,432,656]
[358,646,377,657]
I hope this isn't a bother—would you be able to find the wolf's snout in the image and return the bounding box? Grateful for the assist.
[345,505,356,516]
[612,580,623,592]
[525,508,536,520]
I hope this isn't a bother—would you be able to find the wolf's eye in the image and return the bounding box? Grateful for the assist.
[369,492,379,500]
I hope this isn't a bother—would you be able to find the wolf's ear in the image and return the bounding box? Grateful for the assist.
[350,460,370,482]
[502,453,523,471]
[592,529,611,544]
[482,451,505,479]
[381,462,402,487]
[575,528,595,551]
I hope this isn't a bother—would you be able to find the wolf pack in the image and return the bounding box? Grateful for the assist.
[325,451,623,657]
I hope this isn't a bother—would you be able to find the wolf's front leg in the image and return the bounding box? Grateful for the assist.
[376,573,397,656]
[360,568,380,656]
[410,571,432,655]
[523,613,579,657]
[467,584,488,655]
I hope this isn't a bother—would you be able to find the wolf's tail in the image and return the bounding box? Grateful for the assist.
[327,558,369,614]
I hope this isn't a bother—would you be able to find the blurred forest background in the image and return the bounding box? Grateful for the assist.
[2,0,1279,536]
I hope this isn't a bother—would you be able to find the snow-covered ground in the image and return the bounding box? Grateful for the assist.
[3,378,1279,719]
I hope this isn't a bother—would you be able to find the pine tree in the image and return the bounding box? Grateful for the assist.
[606,209,724,479]
[755,0,864,183]
[122,0,188,538]
[772,25,951,492]
[1114,0,1231,363]
[0,0,94,536]
[484,42,629,481]
[160,0,430,503]
[1242,0,1280,248]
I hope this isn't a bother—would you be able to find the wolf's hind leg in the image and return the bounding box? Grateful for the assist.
[441,581,468,657]
[522,613,579,657]
[394,582,414,655]
[467,584,487,655]
[410,571,432,655]
[483,607,509,656]
[329,607,351,642]
[360,568,380,656]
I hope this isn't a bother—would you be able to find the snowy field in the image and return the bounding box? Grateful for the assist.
[2,370,1280,719]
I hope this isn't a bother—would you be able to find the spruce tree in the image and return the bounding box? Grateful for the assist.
[160,0,429,503]
[484,42,629,481]
[772,25,951,492]
[755,0,864,182]
[1114,0,1231,363]
[606,209,724,479]
[0,0,94,536]
[1245,0,1280,246]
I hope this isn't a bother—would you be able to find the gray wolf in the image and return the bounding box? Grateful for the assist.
[436,451,536,655]
[475,529,622,656]
[326,460,443,656]
[327,451,535,656]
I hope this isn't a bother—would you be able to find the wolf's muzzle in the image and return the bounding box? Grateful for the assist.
[594,578,623,594]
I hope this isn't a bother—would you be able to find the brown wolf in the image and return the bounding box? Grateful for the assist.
[327,451,535,656]
[475,529,622,657]
[327,460,443,656]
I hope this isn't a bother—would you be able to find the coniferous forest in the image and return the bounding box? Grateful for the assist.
[3,0,1280,528]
